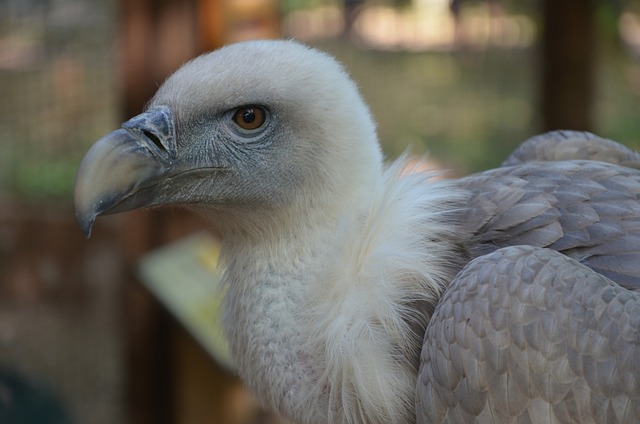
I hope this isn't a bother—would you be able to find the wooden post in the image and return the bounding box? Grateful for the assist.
[540,0,596,132]
[119,1,200,423]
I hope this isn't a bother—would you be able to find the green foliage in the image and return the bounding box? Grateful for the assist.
[313,35,640,174]
[315,40,537,173]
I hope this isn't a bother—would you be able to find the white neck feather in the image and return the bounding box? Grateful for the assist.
[221,156,469,424]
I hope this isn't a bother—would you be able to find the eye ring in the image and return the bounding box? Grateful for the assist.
[232,105,267,132]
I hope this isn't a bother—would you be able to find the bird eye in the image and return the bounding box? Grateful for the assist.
[232,106,267,131]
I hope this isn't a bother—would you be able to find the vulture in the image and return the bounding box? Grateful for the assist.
[74,40,640,424]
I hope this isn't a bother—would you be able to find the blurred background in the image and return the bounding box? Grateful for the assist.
[1,0,640,423]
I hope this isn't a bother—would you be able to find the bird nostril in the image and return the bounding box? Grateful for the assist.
[143,129,166,153]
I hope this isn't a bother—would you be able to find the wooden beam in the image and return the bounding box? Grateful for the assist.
[540,0,596,132]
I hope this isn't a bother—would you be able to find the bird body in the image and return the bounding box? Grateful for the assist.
[73,40,640,423]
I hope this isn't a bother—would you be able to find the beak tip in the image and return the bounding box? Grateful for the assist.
[80,221,94,239]
[75,207,95,238]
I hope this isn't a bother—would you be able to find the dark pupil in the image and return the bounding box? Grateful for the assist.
[243,109,256,124]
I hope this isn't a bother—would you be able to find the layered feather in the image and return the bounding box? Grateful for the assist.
[296,155,468,424]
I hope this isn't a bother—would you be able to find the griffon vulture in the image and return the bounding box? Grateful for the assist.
[74,40,640,424]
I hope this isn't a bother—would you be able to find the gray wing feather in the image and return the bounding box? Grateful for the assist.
[502,130,640,169]
[417,245,640,424]
[455,160,640,289]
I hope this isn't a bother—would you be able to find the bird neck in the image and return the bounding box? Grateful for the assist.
[220,199,372,423]
[220,159,469,424]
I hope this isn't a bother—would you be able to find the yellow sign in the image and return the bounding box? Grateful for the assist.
[138,232,233,371]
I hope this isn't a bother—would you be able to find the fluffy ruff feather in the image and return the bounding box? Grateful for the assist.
[222,154,469,424]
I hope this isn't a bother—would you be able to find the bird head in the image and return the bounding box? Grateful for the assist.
[74,40,382,237]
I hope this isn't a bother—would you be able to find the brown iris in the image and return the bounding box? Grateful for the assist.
[232,106,267,131]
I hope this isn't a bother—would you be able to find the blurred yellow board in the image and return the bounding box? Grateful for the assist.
[137,232,233,371]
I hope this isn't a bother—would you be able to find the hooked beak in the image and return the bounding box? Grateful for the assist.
[73,106,177,237]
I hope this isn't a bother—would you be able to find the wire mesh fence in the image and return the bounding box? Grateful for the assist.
[0,2,124,424]
[0,0,117,202]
